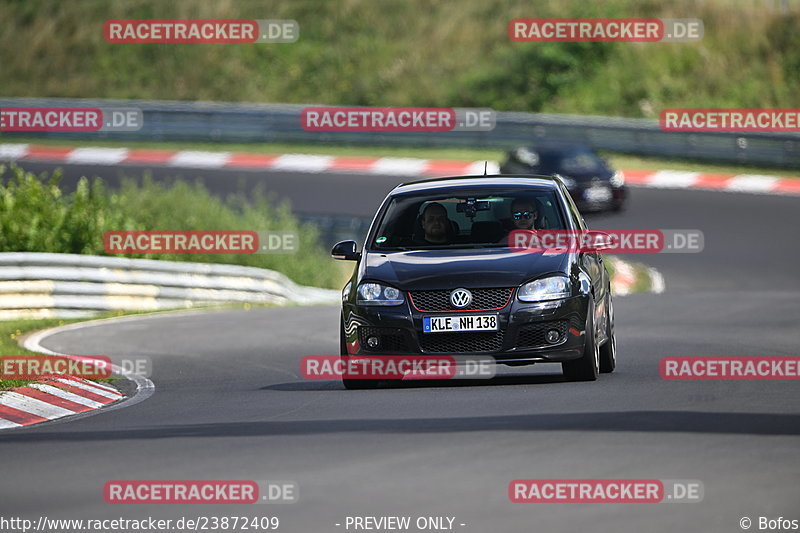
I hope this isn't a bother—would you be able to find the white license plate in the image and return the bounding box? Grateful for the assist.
[423,315,498,333]
[584,186,612,202]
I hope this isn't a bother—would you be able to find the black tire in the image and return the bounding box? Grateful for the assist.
[340,317,377,390]
[562,301,599,381]
[599,293,616,374]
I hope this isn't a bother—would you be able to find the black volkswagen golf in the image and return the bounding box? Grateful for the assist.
[331,175,616,389]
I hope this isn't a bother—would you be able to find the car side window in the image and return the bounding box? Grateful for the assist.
[560,182,586,230]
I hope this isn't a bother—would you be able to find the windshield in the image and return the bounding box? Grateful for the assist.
[524,147,609,174]
[370,189,565,250]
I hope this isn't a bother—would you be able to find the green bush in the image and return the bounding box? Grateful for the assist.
[0,165,345,289]
[451,42,612,112]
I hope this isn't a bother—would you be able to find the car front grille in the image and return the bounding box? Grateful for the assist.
[419,331,505,353]
[516,320,569,348]
[358,326,412,352]
[409,288,513,312]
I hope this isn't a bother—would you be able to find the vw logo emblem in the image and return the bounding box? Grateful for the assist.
[450,288,472,308]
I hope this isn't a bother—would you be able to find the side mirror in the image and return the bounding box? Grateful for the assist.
[585,230,614,252]
[331,240,361,261]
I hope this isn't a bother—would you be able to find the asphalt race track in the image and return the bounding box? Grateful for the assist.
[1,163,799,532]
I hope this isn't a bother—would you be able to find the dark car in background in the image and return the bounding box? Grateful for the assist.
[499,144,627,212]
[331,175,616,389]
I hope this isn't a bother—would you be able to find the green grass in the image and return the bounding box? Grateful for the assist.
[0,0,798,117]
[605,256,659,295]
[4,137,798,178]
[0,310,172,390]
[604,257,616,281]
[0,317,89,390]
[630,262,657,294]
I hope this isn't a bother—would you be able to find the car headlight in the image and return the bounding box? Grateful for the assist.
[610,170,625,187]
[357,282,404,306]
[515,147,540,166]
[518,276,571,302]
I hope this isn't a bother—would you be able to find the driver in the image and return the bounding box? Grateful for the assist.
[510,198,539,230]
[420,202,451,244]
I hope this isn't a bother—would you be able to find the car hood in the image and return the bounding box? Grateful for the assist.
[362,248,569,290]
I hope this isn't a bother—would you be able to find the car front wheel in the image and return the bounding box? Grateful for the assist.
[599,293,616,373]
[562,302,599,381]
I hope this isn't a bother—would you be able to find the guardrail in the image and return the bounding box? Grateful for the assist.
[0,252,338,320]
[1,97,798,168]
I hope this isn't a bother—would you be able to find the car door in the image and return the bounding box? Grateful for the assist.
[558,182,607,332]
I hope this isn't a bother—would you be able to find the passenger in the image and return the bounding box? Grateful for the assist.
[510,198,539,230]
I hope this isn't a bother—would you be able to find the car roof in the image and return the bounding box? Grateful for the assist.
[517,143,595,153]
[393,174,563,195]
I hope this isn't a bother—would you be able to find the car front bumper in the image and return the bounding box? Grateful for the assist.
[342,292,590,364]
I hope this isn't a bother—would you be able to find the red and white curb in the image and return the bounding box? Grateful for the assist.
[0,375,124,429]
[0,143,490,177]
[2,143,798,196]
[0,314,160,430]
[622,169,800,196]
